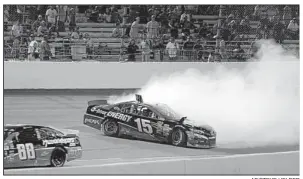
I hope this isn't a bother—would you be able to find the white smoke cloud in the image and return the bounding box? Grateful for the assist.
[109,39,300,148]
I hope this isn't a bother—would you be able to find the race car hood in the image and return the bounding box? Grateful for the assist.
[183,119,215,132]
[49,126,80,137]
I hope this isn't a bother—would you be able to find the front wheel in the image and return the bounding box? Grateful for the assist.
[50,147,66,167]
[171,128,187,147]
[102,119,119,137]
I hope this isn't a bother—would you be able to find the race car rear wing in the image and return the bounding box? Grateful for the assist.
[88,100,108,106]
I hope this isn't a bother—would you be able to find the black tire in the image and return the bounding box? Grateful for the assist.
[102,119,119,137]
[50,147,66,167]
[171,128,187,147]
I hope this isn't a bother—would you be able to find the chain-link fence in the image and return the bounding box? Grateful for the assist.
[4,5,300,61]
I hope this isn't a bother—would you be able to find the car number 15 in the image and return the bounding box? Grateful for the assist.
[134,118,153,134]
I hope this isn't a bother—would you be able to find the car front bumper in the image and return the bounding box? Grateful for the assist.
[185,131,216,149]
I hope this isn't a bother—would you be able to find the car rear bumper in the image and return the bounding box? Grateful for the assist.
[186,131,216,149]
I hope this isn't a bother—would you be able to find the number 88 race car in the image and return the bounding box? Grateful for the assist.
[4,124,82,169]
[83,94,216,149]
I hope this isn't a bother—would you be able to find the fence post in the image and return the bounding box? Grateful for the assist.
[215,5,224,55]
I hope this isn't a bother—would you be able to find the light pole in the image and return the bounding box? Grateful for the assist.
[215,5,225,55]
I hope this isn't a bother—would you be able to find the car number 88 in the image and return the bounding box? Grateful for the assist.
[16,143,36,160]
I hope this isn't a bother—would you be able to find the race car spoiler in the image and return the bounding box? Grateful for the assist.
[88,100,108,106]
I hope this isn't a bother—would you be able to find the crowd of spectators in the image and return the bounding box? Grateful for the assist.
[4,5,300,61]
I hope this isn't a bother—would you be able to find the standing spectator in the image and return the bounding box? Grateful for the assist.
[272,17,285,43]
[283,6,292,25]
[182,36,195,61]
[84,33,93,59]
[127,39,139,62]
[111,8,122,23]
[180,16,194,40]
[112,22,123,38]
[71,27,82,39]
[287,18,299,40]
[4,6,9,31]
[32,15,43,33]
[253,5,261,20]
[16,5,24,23]
[68,8,77,32]
[180,10,191,23]
[140,34,152,61]
[193,39,205,61]
[219,37,227,60]
[146,15,160,39]
[37,21,48,37]
[169,20,179,39]
[27,34,39,61]
[166,37,179,61]
[11,21,22,39]
[57,5,67,32]
[233,42,245,62]
[154,38,165,61]
[129,17,140,40]
[46,6,57,28]
[39,35,52,61]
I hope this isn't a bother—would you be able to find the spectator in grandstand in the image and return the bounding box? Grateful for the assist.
[233,42,245,62]
[166,37,179,61]
[253,5,261,20]
[11,21,22,38]
[193,39,205,61]
[180,16,195,41]
[272,16,285,43]
[85,6,94,19]
[84,33,94,59]
[46,6,57,28]
[225,14,234,24]
[169,20,179,39]
[57,5,68,32]
[158,10,169,29]
[140,34,152,61]
[287,18,299,40]
[71,27,82,39]
[37,21,48,37]
[68,8,77,32]
[283,6,292,25]
[220,22,232,41]
[207,52,214,62]
[48,24,59,38]
[130,17,141,40]
[146,15,160,39]
[104,8,112,23]
[267,6,279,18]
[16,5,24,23]
[153,38,165,61]
[180,10,191,23]
[27,34,39,61]
[218,36,227,60]
[127,39,139,62]
[12,36,21,59]
[39,35,52,61]
[32,15,43,32]
[183,36,195,61]
[112,22,123,38]
[111,8,122,23]
[4,6,9,31]
[238,16,251,39]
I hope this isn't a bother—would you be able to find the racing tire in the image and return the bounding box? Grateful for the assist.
[102,119,119,137]
[50,147,66,167]
[171,128,187,147]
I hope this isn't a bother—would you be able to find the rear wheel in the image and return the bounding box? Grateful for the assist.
[103,119,119,137]
[171,128,187,147]
[50,147,66,167]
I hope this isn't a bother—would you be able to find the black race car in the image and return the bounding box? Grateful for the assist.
[4,124,82,169]
[83,94,216,148]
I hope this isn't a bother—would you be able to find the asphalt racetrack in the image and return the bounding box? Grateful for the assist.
[4,92,299,175]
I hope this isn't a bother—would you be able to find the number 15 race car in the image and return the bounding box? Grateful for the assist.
[4,124,82,169]
[83,94,216,149]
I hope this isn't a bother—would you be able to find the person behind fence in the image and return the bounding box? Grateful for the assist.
[233,42,245,62]
[56,5,68,32]
[153,38,165,61]
[287,18,299,40]
[127,39,139,62]
[12,21,22,39]
[140,34,152,61]
[166,37,179,61]
[37,21,48,37]
[146,15,159,39]
[27,34,39,61]
[68,8,77,32]
[40,35,52,61]
[193,39,204,61]
[32,15,43,33]
[183,36,194,61]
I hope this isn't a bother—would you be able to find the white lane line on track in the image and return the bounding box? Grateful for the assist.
[4,150,299,173]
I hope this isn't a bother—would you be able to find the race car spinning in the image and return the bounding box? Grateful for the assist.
[83,94,216,148]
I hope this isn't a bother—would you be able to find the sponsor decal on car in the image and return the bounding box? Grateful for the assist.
[68,147,82,158]
[42,138,75,147]
[106,111,132,122]
[84,118,100,125]
[91,107,108,115]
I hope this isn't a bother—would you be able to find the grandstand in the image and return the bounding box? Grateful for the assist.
[3,5,300,62]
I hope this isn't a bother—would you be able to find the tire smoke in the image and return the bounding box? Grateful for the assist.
[109,40,299,148]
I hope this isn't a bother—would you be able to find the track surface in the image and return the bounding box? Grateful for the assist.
[4,94,299,174]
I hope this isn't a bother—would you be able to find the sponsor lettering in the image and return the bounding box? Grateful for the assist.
[42,138,75,147]
[84,118,100,125]
[106,111,132,122]
[91,107,108,115]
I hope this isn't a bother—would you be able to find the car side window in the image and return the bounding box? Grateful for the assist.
[39,127,63,139]
[121,103,137,114]
[18,128,38,143]
[137,106,159,119]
